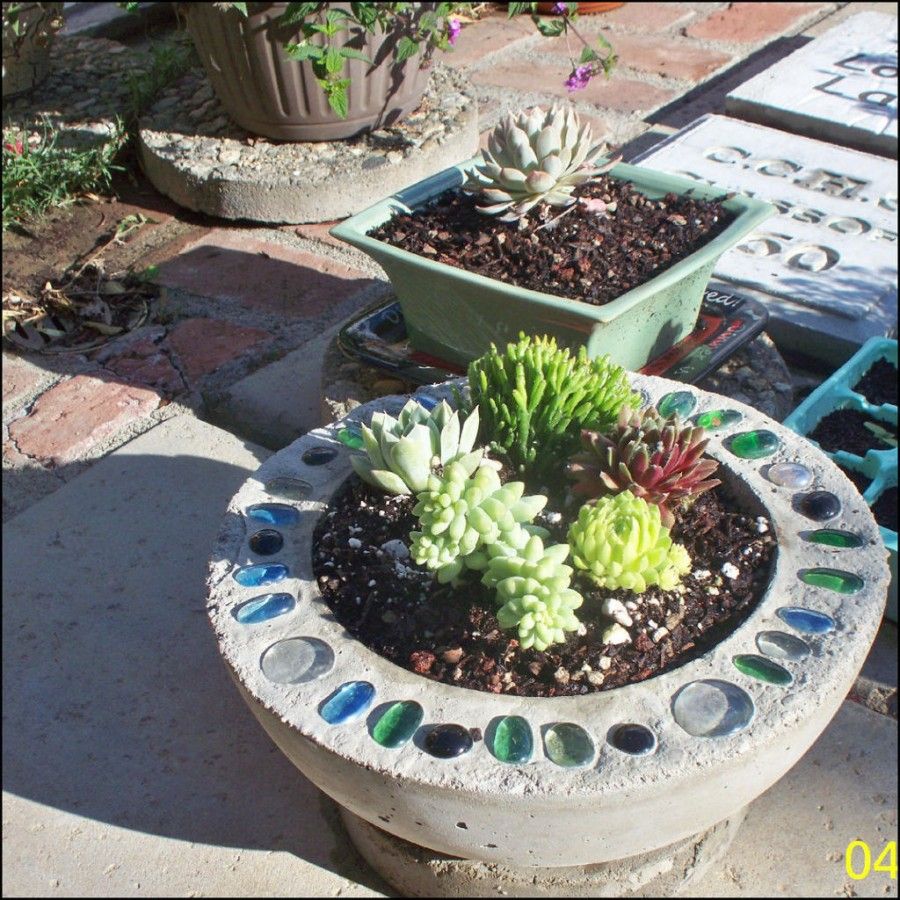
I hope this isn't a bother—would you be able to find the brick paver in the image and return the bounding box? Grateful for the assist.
[600,3,695,31]
[473,61,676,114]
[444,14,536,69]
[100,329,186,396]
[686,2,827,43]
[291,221,347,251]
[166,318,271,382]
[154,229,376,318]
[6,374,161,465]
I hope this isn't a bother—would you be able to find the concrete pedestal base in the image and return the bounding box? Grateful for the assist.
[339,805,747,898]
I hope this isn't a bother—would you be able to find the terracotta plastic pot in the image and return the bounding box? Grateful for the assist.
[182,2,431,141]
[2,1,63,99]
[535,2,625,13]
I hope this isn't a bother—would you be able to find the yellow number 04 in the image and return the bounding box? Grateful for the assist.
[845,840,898,880]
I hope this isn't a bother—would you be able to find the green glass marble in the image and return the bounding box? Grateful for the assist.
[733,654,793,686]
[371,700,424,749]
[799,568,864,594]
[805,529,865,549]
[338,424,364,450]
[544,723,594,768]
[728,429,780,459]
[657,390,696,419]
[491,715,533,764]
[695,408,743,431]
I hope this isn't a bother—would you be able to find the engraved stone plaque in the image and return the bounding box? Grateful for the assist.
[633,114,897,364]
[726,12,897,157]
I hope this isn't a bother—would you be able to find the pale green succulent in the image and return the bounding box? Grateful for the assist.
[487,535,584,651]
[462,105,615,221]
[350,399,482,495]
[568,491,691,593]
[410,459,547,584]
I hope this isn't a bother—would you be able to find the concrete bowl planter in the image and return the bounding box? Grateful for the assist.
[330,160,775,371]
[207,374,888,889]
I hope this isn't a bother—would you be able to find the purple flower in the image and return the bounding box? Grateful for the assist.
[552,2,569,14]
[565,64,593,92]
[448,17,461,45]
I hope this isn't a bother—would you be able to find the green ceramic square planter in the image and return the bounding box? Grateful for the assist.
[330,158,775,371]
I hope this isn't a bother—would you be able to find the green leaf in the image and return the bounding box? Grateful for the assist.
[339,47,373,65]
[278,2,322,25]
[534,18,565,37]
[396,35,420,62]
[284,40,324,61]
[350,2,379,28]
[507,2,531,16]
[323,79,350,118]
[229,2,249,16]
[323,46,344,74]
[579,46,598,64]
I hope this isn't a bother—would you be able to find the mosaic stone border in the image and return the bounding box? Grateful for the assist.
[206,374,890,868]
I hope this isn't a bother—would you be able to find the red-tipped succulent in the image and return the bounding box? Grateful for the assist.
[567,407,721,527]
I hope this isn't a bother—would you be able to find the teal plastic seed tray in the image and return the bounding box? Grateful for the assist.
[784,338,897,622]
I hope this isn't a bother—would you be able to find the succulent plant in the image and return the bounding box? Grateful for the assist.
[468,333,641,481]
[568,491,691,593]
[568,407,720,527]
[410,459,547,584]
[487,535,584,651]
[462,105,616,221]
[350,399,482,495]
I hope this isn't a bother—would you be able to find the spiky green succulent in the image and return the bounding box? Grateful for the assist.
[462,105,615,221]
[568,491,691,593]
[410,458,547,584]
[350,399,482,495]
[468,333,641,481]
[567,407,720,527]
[486,535,584,651]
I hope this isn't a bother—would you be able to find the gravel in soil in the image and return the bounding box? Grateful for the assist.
[368,177,733,307]
[810,408,897,456]
[853,358,898,408]
[872,487,897,531]
[312,476,775,697]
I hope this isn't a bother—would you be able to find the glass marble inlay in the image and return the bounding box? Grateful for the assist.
[233,592,295,624]
[733,654,793,686]
[799,568,864,594]
[302,446,338,466]
[491,716,533,764]
[260,637,334,684]
[766,462,813,489]
[609,723,656,756]
[756,630,810,661]
[372,701,424,749]
[694,408,742,432]
[233,562,288,587]
[672,679,755,738]
[544,723,594,768]
[249,528,283,556]
[777,607,835,634]
[805,528,864,549]
[416,394,439,410]
[799,491,842,522]
[657,390,696,419]
[264,477,312,501]
[728,429,780,459]
[424,724,473,759]
[246,503,301,526]
[320,681,376,725]
[338,424,364,450]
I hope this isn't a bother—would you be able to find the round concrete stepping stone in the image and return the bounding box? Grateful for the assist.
[138,64,478,224]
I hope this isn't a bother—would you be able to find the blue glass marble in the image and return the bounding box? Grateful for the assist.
[246,503,301,526]
[609,723,656,756]
[303,446,338,466]
[799,490,842,522]
[249,528,283,556]
[320,681,376,724]
[233,592,295,624]
[672,679,755,738]
[777,606,835,635]
[264,477,312,500]
[261,637,334,684]
[424,724,474,758]
[233,563,288,587]
[416,394,439,410]
[337,424,364,449]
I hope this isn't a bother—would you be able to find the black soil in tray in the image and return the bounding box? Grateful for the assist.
[312,477,775,697]
[838,464,872,497]
[368,176,733,307]
[873,487,898,531]
[810,408,897,456]
[853,358,897,408]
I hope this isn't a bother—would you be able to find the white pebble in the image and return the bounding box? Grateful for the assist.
[693,569,711,581]
[367,579,377,587]
[380,539,410,559]
[602,623,631,645]
[708,586,720,596]
[598,656,612,670]
[601,597,633,627]
[647,619,658,630]
[721,562,740,579]
[756,517,769,534]
[587,671,605,686]
[347,537,362,549]
[625,600,638,612]
[652,627,669,643]
[543,511,563,525]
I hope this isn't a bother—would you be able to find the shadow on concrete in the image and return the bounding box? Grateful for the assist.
[1,449,389,895]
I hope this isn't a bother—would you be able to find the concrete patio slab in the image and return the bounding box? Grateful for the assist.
[1,415,388,898]
[726,11,899,156]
